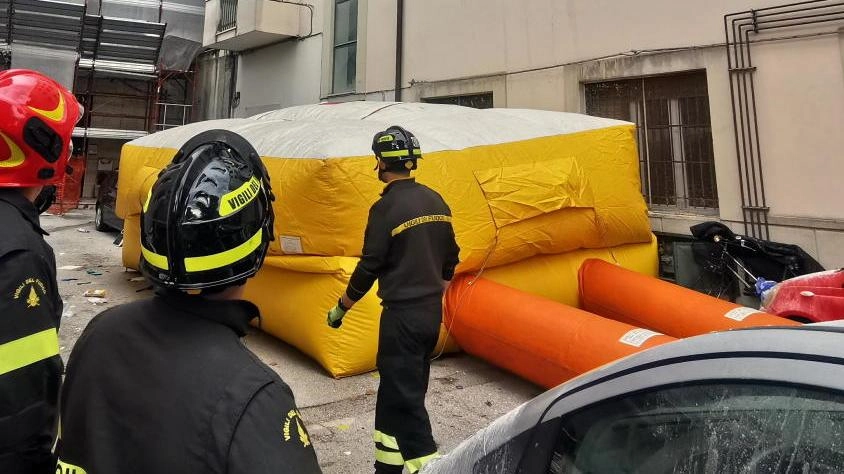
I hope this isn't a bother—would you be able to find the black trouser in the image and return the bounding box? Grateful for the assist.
[373,300,441,474]
[0,448,55,474]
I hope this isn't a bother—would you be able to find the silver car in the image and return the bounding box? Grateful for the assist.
[425,324,844,474]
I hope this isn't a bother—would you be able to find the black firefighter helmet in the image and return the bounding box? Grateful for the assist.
[371,125,422,171]
[140,129,275,290]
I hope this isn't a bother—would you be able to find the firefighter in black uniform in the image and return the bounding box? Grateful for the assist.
[56,130,322,473]
[326,126,460,474]
[0,69,81,473]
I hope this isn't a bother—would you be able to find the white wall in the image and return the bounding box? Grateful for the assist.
[751,36,844,220]
[234,36,324,117]
[207,0,844,266]
[356,0,844,267]
[232,0,325,117]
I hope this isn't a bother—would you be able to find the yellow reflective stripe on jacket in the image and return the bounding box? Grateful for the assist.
[184,228,263,273]
[375,448,404,466]
[0,328,59,376]
[405,452,441,473]
[391,215,452,237]
[373,430,400,450]
[56,459,88,474]
[142,245,169,270]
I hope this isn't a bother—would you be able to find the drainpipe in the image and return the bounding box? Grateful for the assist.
[394,0,404,101]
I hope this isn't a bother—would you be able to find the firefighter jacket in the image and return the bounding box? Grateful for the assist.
[0,189,62,473]
[57,291,321,474]
[346,178,460,306]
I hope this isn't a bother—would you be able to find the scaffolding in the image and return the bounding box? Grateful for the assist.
[0,0,203,210]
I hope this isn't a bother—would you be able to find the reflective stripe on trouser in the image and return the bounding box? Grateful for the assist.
[373,301,441,473]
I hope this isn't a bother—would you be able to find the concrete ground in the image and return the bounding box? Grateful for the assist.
[44,209,542,473]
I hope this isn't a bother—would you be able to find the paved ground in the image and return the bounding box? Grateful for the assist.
[44,210,542,473]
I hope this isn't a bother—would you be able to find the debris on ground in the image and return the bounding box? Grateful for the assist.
[83,289,107,298]
[76,228,90,233]
[61,278,79,282]
[86,269,103,276]
[58,265,83,271]
[76,281,91,285]
[128,276,146,282]
[87,297,108,305]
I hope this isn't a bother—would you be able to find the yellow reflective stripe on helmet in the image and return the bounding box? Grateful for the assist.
[0,328,59,376]
[56,459,88,474]
[405,452,441,473]
[142,245,170,270]
[29,92,66,122]
[375,448,404,466]
[0,131,25,168]
[143,188,152,213]
[391,215,452,237]
[412,149,422,155]
[219,176,261,217]
[379,150,411,158]
[377,135,394,143]
[183,228,263,273]
[373,430,400,450]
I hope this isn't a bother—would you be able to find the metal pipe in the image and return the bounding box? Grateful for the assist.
[724,1,844,238]
[737,21,761,237]
[731,17,756,234]
[228,52,239,117]
[725,16,749,235]
[395,0,404,101]
[742,24,768,239]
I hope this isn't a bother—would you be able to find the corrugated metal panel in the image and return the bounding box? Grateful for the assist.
[10,0,84,50]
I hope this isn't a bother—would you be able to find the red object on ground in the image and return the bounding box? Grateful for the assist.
[49,155,86,214]
[762,270,844,323]
[578,258,800,338]
[444,274,677,389]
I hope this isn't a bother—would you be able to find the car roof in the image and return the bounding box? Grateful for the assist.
[529,325,844,408]
[492,326,843,440]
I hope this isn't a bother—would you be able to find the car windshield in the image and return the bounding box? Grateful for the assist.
[551,383,844,474]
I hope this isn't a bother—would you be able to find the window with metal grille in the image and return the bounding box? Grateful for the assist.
[332,0,357,93]
[218,0,237,33]
[423,92,493,109]
[585,71,718,212]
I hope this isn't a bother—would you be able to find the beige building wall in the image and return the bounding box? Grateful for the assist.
[217,0,844,267]
[331,0,844,268]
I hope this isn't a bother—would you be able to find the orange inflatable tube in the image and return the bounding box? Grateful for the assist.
[578,258,800,338]
[444,275,676,388]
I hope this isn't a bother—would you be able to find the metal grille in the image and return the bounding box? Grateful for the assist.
[423,92,493,109]
[218,0,237,33]
[585,71,718,212]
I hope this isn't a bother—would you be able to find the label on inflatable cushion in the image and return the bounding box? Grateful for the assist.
[619,328,662,347]
[724,307,761,321]
[280,236,304,254]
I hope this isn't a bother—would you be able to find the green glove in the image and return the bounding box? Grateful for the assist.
[327,299,348,328]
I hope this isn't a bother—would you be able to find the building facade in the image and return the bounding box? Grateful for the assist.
[201,0,844,269]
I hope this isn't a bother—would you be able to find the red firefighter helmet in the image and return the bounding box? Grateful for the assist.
[0,69,82,187]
